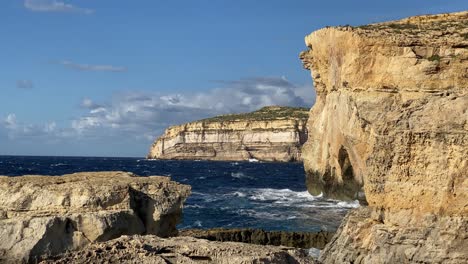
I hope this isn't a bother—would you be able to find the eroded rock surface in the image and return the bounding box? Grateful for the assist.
[300,11,468,263]
[179,228,334,249]
[0,171,191,263]
[148,106,309,162]
[41,235,317,264]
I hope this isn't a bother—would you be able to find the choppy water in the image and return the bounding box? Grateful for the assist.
[0,156,358,232]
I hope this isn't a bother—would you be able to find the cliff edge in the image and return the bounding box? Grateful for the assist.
[148,106,309,162]
[300,11,467,263]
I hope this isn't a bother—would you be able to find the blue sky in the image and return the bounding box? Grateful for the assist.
[1,0,467,157]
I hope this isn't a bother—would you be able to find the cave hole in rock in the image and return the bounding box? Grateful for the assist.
[338,146,367,205]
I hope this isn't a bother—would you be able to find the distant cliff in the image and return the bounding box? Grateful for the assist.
[300,11,467,263]
[147,106,309,162]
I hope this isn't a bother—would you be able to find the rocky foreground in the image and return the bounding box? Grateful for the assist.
[0,172,191,263]
[147,106,309,162]
[300,11,467,263]
[41,235,315,264]
[0,172,314,263]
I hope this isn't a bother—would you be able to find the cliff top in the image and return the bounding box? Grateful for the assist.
[304,11,467,48]
[300,11,467,94]
[197,106,309,123]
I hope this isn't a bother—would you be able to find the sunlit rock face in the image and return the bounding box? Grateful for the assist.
[300,11,468,263]
[148,106,309,162]
[0,172,190,263]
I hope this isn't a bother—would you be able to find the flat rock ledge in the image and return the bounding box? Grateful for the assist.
[41,235,317,264]
[0,171,191,263]
[180,228,334,250]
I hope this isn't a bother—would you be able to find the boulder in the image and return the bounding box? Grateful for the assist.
[0,171,191,263]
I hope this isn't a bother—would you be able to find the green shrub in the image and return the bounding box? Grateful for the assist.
[428,55,441,62]
[199,106,310,123]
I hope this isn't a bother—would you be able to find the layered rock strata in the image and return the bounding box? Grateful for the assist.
[41,235,316,264]
[148,106,309,162]
[0,171,191,263]
[300,11,468,263]
[180,228,333,250]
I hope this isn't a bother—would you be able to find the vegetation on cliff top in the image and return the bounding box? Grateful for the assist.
[197,106,309,123]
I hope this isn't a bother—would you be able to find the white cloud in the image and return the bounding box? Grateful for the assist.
[71,77,315,141]
[4,114,18,129]
[1,77,315,151]
[24,0,94,14]
[16,80,34,89]
[60,60,127,72]
[2,114,67,140]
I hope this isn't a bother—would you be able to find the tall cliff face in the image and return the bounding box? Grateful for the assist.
[300,12,467,263]
[148,106,309,162]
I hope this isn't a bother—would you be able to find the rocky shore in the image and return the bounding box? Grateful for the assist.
[0,172,314,263]
[300,11,468,263]
[179,228,334,250]
[147,106,309,162]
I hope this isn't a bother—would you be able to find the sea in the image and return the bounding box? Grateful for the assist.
[0,156,359,232]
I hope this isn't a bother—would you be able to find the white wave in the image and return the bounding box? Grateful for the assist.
[196,176,207,180]
[230,162,239,166]
[308,248,321,258]
[192,220,203,227]
[51,163,67,167]
[191,192,220,203]
[249,188,320,203]
[240,188,360,209]
[231,172,254,179]
[184,204,204,209]
[232,191,246,197]
[336,200,360,208]
[248,158,259,163]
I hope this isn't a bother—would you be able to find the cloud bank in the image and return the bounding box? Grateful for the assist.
[72,77,314,140]
[24,0,94,14]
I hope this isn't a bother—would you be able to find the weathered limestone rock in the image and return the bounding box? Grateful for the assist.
[148,106,309,162]
[300,11,468,263]
[41,235,317,264]
[179,228,334,249]
[0,171,191,263]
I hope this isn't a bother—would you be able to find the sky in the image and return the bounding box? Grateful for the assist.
[1,1,467,157]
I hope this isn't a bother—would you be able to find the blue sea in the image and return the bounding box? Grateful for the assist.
[0,156,358,232]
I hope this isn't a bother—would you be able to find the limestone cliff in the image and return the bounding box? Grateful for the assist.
[0,172,190,263]
[148,106,309,162]
[300,11,467,263]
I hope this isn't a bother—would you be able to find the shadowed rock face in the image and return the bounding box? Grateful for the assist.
[148,106,309,162]
[40,235,317,264]
[0,172,191,263]
[300,11,468,263]
[179,228,334,250]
